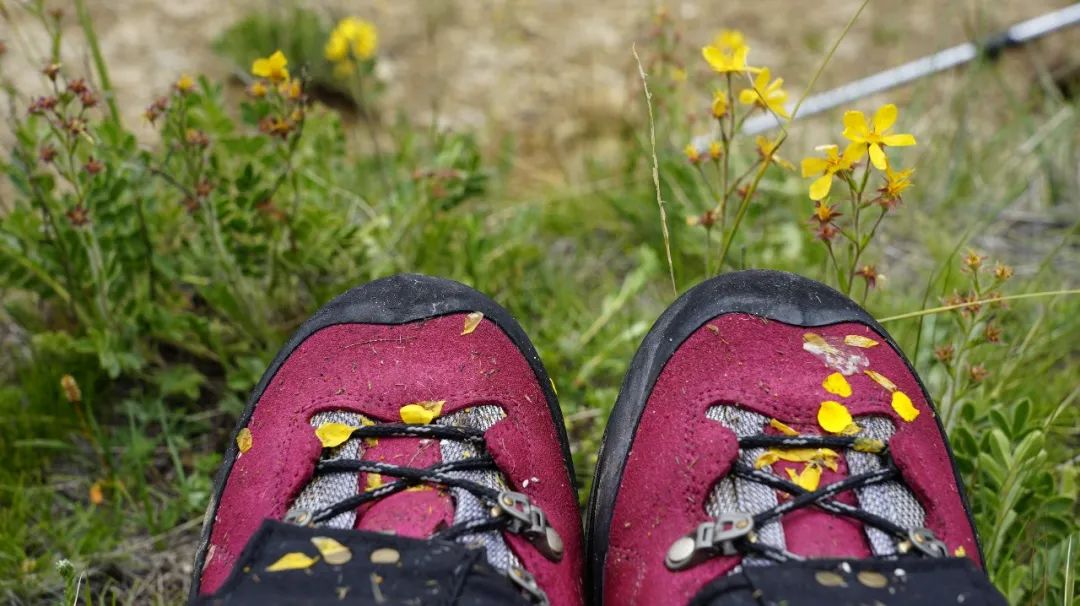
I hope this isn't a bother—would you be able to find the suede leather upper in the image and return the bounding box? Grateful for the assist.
[197,313,583,605]
[603,313,979,605]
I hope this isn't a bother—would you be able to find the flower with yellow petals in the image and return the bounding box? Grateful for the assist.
[800,143,865,200]
[711,90,728,119]
[684,143,702,164]
[708,141,722,160]
[701,40,758,75]
[174,74,195,94]
[841,103,916,170]
[879,165,913,204]
[247,81,268,98]
[755,135,794,170]
[251,50,289,83]
[326,17,378,63]
[712,30,748,54]
[738,68,789,118]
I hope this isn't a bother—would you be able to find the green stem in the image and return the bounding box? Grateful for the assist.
[73,0,120,124]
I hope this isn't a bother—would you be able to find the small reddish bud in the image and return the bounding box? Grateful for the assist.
[934,344,954,364]
[968,365,989,382]
[66,204,89,226]
[83,157,104,175]
[39,144,58,164]
[42,63,62,80]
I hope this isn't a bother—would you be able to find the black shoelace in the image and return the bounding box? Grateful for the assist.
[665,433,949,570]
[285,422,561,604]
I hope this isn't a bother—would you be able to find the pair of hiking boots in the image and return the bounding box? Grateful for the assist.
[189,271,1005,605]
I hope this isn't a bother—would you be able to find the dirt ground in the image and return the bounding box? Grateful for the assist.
[5,0,1075,183]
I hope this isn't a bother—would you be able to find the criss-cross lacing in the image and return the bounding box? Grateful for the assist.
[666,432,949,570]
[284,422,561,604]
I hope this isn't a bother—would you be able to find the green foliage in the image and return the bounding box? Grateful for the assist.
[0,3,1076,605]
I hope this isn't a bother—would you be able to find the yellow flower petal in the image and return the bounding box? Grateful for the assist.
[755,447,839,468]
[310,536,352,565]
[738,89,758,105]
[954,546,966,557]
[868,143,888,170]
[822,372,852,398]
[891,390,919,422]
[842,142,868,166]
[365,473,383,492]
[315,422,359,448]
[842,110,869,139]
[236,427,253,453]
[818,400,853,433]
[786,464,822,491]
[873,103,898,132]
[801,157,828,178]
[266,552,319,572]
[844,335,879,348]
[399,400,445,424]
[881,133,916,147]
[809,174,833,200]
[864,370,897,392]
[769,418,799,436]
[461,312,483,335]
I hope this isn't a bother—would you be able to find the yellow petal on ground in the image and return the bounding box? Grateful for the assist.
[461,312,484,335]
[844,335,879,348]
[891,390,920,422]
[822,372,852,398]
[785,464,822,491]
[818,400,853,433]
[864,369,897,392]
[769,418,799,436]
[266,552,319,572]
[365,473,383,492]
[236,427,253,453]
[399,400,445,424]
[310,537,352,565]
[315,422,359,448]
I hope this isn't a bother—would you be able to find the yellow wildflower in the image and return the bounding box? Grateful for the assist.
[708,141,723,160]
[701,42,758,75]
[711,90,729,119]
[712,30,748,53]
[755,136,794,170]
[326,17,378,62]
[251,50,289,83]
[248,81,268,98]
[684,143,701,164]
[880,165,914,202]
[174,74,195,94]
[738,68,789,118]
[841,103,916,170]
[800,143,865,200]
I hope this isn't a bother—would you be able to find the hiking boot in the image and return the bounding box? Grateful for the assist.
[586,270,1003,605]
[190,274,583,605]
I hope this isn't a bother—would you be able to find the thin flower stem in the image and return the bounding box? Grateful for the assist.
[633,44,676,294]
[788,0,871,122]
[877,289,1080,322]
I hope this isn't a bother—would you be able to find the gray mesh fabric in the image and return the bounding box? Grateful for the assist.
[289,411,364,529]
[847,415,926,555]
[437,406,522,573]
[705,405,786,564]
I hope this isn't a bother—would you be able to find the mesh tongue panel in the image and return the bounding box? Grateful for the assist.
[705,405,786,565]
[290,411,365,529]
[847,416,926,555]
[437,406,521,573]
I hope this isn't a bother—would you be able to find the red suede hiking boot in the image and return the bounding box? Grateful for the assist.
[587,270,1003,605]
[190,274,583,605]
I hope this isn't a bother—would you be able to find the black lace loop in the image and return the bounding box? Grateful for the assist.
[666,429,946,570]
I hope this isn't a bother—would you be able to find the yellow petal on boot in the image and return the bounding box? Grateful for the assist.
[266,552,319,572]
[400,400,445,424]
[785,464,823,491]
[768,418,799,436]
[818,400,853,433]
[864,369,897,392]
[844,335,879,348]
[236,427,253,453]
[461,311,484,335]
[891,390,919,422]
[310,537,352,565]
[822,372,852,398]
[315,422,359,448]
